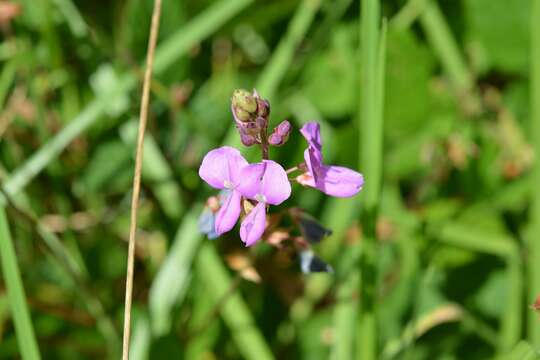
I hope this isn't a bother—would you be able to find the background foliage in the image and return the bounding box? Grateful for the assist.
[0,0,539,359]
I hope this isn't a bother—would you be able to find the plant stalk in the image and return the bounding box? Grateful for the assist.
[121,0,162,359]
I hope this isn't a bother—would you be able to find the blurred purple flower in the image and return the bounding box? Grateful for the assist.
[198,191,231,240]
[237,160,291,246]
[198,146,248,235]
[297,122,364,197]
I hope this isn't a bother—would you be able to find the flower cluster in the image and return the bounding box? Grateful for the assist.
[198,89,364,270]
[199,147,291,246]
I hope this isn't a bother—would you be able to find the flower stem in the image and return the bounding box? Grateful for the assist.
[286,166,299,174]
[261,129,269,160]
[121,0,162,359]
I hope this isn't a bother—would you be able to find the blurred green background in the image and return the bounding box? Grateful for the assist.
[1,0,540,359]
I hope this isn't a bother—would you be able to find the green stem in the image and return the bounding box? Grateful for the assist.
[500,255,523,353]
[0,207,41,360]
[528,0,540,347]
[358,0,385,358]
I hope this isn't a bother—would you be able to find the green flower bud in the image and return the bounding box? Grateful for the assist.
[235,108,251,122]
[232,89,257,114]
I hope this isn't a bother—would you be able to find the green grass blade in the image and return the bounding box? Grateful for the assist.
[418,0,481,115]
[152,0,254,74]
[0,59,16,109]
[1,188,120,356]
[1,86,129,203]
[51,0,88,37]
[430,221,517,258]
[358,2,386,357]
[148,210,202,336]
[331,265,359,359]
[120,120,184,220]
[529,0,540,347]
[129,312,151,360]
[391,0,428,31]
[500,256,523,353]
[0,0,254,204]
[196,243,274,360]
[0,207,41,360]
[360,4,383,212]
[185,279,221,359]
[256,0,320,102]
[502,341,540,360]
[418,0,472,94]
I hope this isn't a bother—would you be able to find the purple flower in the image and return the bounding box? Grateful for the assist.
[198,146,248,235]
[297,122,364,197]
[237,160,291,246]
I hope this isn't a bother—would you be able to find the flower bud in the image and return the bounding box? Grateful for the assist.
[276,120,291,136]
[231,89,271,147]
[267,120,291,146]
[268,133,282,146]
[235,108,251,122]
[240,132,257,146]
[232,89,258,114]
[256,98,270,118]
[256,116,267,130]
[244,121,260,136]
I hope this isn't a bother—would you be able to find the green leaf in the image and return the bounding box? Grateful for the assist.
[0,207,41,360]
[503,341,540,360]
[464,0,531,74]
[474,270,508,318]
[384,28,434,142]
[302,24,356,119]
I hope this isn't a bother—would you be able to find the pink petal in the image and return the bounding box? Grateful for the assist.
[300,122,322,150]
[214,190,242,235]
[236,162,265,200]
[296,172,316,187]
[199,146,248,189]
[303,147,323,183]
[318,165,364,198]
[240,202,267,246]
[260,160,291,205]
[237,161,291,205]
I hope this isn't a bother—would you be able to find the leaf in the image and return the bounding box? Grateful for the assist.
[89,65,130,117]
[474,270,508,318]
[301,24,356,119]
[464,0,530,74]
[78,140,131,193]
[384,28,435,142]
[504,341,540,360]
